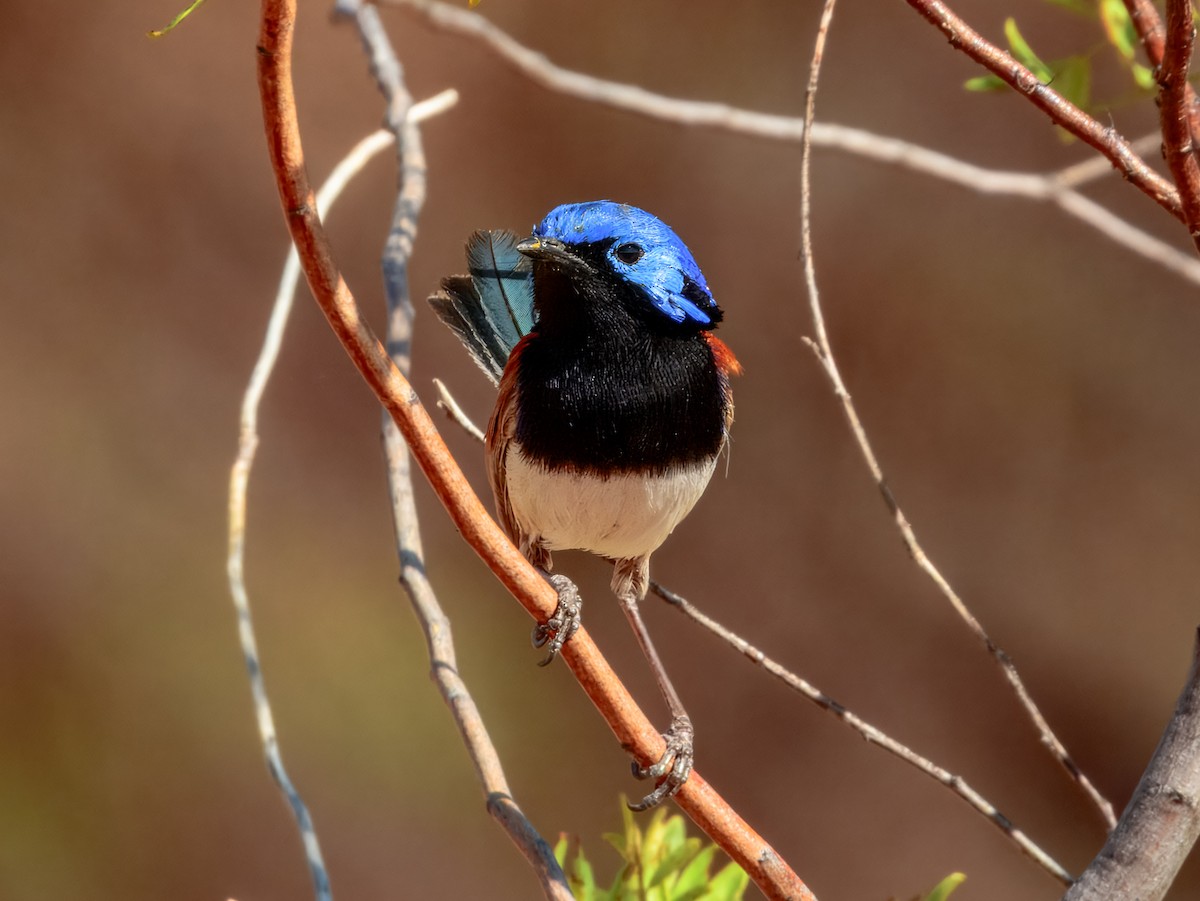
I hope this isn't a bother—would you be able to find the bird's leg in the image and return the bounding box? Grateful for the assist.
[613,557,694,811]
[532,572,582,666]
[525,545,582,665]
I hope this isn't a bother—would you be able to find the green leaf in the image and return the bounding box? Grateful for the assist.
[965,73,1008,93]
[1132,62,1156,91]
[602,831,629,860]
[1099,0,1139,60]
[570,799,750,900]
[147,0,207,38]
[1051,54,1091,110]
[570,844,598,900]
[707,859,751,900]
[674,845,717,894]
[922,872,967,901]
[647,838,701,889]
[1004,18,1053,82]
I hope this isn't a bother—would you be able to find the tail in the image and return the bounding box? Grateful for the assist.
[428,229,535,385]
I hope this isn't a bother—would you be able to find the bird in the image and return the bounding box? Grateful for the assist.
[429,201,739,809]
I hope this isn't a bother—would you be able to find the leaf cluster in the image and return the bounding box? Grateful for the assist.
[965,0,1159,111]
[555,802,964,901]
[553,802,749,901]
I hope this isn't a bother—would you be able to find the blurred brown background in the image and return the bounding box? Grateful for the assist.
[3,1,1199,898]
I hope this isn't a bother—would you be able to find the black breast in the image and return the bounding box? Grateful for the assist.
[513,322,728,475]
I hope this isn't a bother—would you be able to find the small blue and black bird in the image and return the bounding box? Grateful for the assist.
[429,201,739,808]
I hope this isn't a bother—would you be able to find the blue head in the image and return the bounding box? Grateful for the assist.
[517,201,722,330]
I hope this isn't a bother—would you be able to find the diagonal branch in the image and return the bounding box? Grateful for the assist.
[1158,0,1200,254]
[904,0,1183,223]
[1063,630,1200,901]
[256,2,815,898]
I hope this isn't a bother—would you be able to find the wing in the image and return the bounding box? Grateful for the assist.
[466,228,536,341]
[428,230,535,385]
[485,334,529,559]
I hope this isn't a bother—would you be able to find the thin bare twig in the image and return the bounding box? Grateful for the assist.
[904,0,1183,223]
[228,96,454,901]
[433,377,485,442]
[648,582,1072,885]
[1064,629,1200,901]
[1158,0,1200,253]
[333,1,569,895]
[383,0,1200,287]
[802,3,1118,833]
[257,3,815,897]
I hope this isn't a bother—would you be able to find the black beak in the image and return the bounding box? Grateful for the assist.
[516,236,589,274]
[516,235,568,259]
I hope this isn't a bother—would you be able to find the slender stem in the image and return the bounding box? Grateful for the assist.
[797,0,1118,837]
[649,582,1074,885]
[1158,0,1200,253]
[799,0,1119,834]
[384,0,1200,283]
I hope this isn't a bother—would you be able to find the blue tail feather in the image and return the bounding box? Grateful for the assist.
[429,230,536,385]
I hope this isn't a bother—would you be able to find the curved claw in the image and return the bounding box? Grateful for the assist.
[531,573,582,665]
[628,715,694,811]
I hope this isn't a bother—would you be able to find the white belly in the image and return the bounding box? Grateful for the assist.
[505,446,718,561]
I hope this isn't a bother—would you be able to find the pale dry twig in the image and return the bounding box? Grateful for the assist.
[648,581,1072,885]
[385,0,1200,287]
[228,92,454,901]
[799,0,1117,834]
[333,1,569,893]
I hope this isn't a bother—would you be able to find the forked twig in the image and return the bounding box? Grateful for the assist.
[648,582,1072,885]
[257,2,815,897]
[333,1,569,894]
[800,0,1117,834]
[228,97,454,901]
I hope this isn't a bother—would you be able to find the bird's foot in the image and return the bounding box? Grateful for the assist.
[532,573,582,666]
[629,714,694,811]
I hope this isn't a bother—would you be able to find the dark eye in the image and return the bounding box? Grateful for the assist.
[614,242,644,265]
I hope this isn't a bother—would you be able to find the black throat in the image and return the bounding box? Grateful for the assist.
[513,261,728,475]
